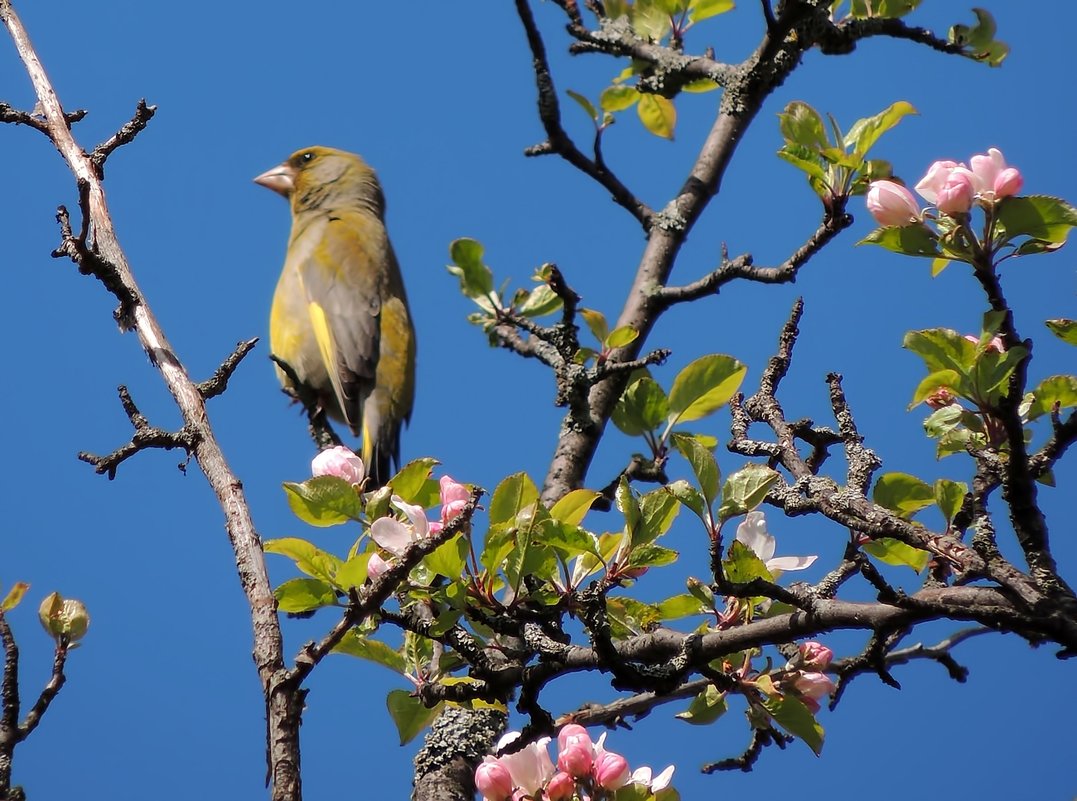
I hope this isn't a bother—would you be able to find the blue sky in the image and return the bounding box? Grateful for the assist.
[3,2,1075,799]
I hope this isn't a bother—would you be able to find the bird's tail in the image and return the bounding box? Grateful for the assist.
[361,405,402,488]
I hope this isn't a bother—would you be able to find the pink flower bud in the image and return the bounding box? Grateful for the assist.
[556,724,592,753]
[924,387,957,410]
[544,772,576,801]
[935,169,976,214]
[798,641,833,671]
[367,552,391,579]
[476,758,515,801]
[592,751,630,790]
[993,167,1023,199]
[969,147,1006,195]
[439,475,471,524]
[311,446,366,485]
[793,671,836,701]
[557,739,594,778]
[914,160,961,204]
[964,334,1006,353]
[865,180,920,227]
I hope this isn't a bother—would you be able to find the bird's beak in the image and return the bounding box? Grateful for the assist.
[254,162,297,197]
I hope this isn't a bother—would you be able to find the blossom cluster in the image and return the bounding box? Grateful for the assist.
[783,641,836,713]
[475,727,674,801]
[866,147,1023,226]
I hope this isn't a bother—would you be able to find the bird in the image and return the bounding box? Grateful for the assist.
[254,146,415,487]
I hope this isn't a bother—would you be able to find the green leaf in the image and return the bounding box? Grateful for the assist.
[638,487,682,544]
[387,689,441,745]
[488,472,540,526]
[479,528,516,574]
[447,238,495,298]
[626,543,679,570]
[637,94,676,140]
[517,284,563,318]
[282,476,363,527]
[909,369,963,408]
[850,0,921,17]
[996,195,1077,245]
[274,578,337,613]
[630,1,672,40]
[665,481,707,525]
[777,144,829,187]
[934,479,968,526]
[656,592,708,620]
[613,373,669,436]
[904,328,976,374]
[566,89,598,122]
[425,534,469,578]
[550,489,602,527]
[778,101,828,150]
[872,472,934,518]
[689,0,734,23]
[616,476,642,536]
[1,582,29,611]
[858,224,942,258]
[724,539,772,583]
[264,537,343,582]
[923,404,966,440]
[950,8,1008,65]
[389,458,440,505]
[842,100,917,158]
[676,684,728,724]
[762,694,824,755]
[600,84,639,112]
[606,325,640,349]
[333,630,407,673]
[335,552,371,589]
[1046,319,1077,346]
[862,537,930,572]
[671,432,720,507]
[667,354,747,425]
[580,308,610,344]
[718,465,780,520]
[1026,375,1077,421]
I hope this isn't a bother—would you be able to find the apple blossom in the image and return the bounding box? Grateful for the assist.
[476,757,515,801]
[965,334,1006,353]
[370,496,432,556]
[993,166,1023,199]
[310,445,365,485]
[544,772,576,801]
[366,552,391,579]
[556,724,591,753]
[592,750,630,790]
[935,169,976,214]
[735,511,817,575]
[914,159,962,204]
[439,475,470,523]
[798,641,834,671]
[865,180,920,227]
[969,147,1023,200]
[631,764,676,793]
[556,737,593,778]
[496,733,555,797]
[924,386,957,410]
[794,671,836,701]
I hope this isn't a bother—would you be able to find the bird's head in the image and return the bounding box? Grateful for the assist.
[254,146,384,217]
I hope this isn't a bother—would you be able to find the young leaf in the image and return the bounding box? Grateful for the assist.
[488,472,540,526]
[580,308,610,344]
[274,578,337,613]
[858,224,942,258]
[600,84,639,112]
[387,689,441,745]
[842,100,917,157]
[447,238,495,298]
[637,486,682,546]
[724,539,772,583]
[282,476,363,527]
[566,89,598,122]
[762,694,824,755]
[264,537,343,582]
[637,94,676,140]
[904,328,976,375]
[425,534,469,579]
[872,472,934,518]
[1045,319,1077,346]
[605,325,640,349]
[671,432,720,507]
[689,0,734,23]
[334,552,372,590]
[333,629,408,673]
[676,684,728,724]
[613,373,669,436]
[667,354,747,425]
[718,464,780,520]
[995,195,1077,245]
[665,479,708,523]
[862,538,930,572]
[1,581,29,611]
[934,479,968,526]
[389,458,440,505]
[778,101,828,150]
[550,489,603,527]
[1025,375,1077,421]
[656,592,708,620]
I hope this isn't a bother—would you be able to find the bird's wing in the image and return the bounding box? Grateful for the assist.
[294,210,388,434]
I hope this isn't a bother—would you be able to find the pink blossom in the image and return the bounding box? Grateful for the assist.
[556,724,591,753]
[914,159,962,204]
[798,641,833,671]
[544,772,576,801]
[865,180,920,227]
[964,334,1006,353]
[993,166,1023,199]
[476,757,515,801]
[496,733,555,797]
[439,475,470,524]
[556,737,593,778]
[924,386,957,410]
[935,168,976,214]
[592,751,630,790]
[735,512,817,576]
[793,671,836,702]
[311,445,365,485]
[370,496,432,556]
[366,552,391,579]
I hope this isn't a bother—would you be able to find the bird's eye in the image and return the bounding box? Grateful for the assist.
[300,152,315,163]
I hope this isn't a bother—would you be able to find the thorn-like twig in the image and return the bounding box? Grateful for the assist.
[198,339,259,399]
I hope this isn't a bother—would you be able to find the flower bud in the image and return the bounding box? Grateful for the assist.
[367,552,391,580]
[592,751,630,790]
[915,160,961,204]
[798,641,833,671]
[38,592,90,643]
[311,446,365,485]
[476,758,515,801]
[556,724,592,753]
[965,334,1006,353]
[544,772,576,801]
[993,167,1023,199]
[557,738,593,778]
[924,387,957,410]
[935,169,976,214]
[793,671,836,702]
[866,180,920,227]
[439,475,471,524]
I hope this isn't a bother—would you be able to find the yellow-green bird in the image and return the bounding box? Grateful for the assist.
[255,146,415,486]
